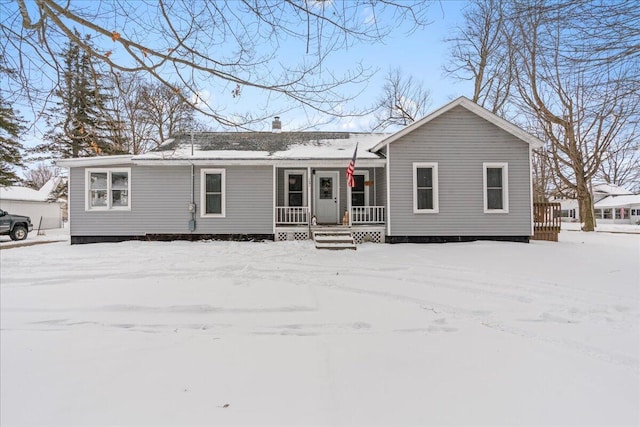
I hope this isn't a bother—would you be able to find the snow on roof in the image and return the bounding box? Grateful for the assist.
[134,132,388,160]
[594,194,640,208]
[0,186,49,202]
[592,183,633,196]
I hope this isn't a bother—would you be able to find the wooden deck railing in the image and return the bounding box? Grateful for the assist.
[276,206,309,224]
[351,206,385,224]
[532,202,561,241]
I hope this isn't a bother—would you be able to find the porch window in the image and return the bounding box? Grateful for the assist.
[285,170,306,207]
[413,163,439,213]
[603,208,612,219]
[201,169,225,217]
[483,163,509,213]
[351,172,368,207]
[85,168,131,210]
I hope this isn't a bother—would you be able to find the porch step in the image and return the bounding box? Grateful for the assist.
[313,230,356,250]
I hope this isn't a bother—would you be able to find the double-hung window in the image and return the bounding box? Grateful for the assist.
[201,169,226,217]
[413,163,439,213]
[483,162,509,213]
[86,168,131,210]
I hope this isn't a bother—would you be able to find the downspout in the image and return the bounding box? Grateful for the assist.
[189,163,196,232]
[189,130,196,232]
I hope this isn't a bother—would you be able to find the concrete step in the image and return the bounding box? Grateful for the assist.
[313,230,356,250]
[315,241,357,250]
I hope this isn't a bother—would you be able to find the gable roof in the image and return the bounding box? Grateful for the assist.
[135,131,388,161]
[592,183,633,196]
[594,194,640,208]
[0,186,49,202]
[370,96,544,152]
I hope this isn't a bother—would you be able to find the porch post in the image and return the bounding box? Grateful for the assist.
[307,166,312,222]
[347,180,352,227]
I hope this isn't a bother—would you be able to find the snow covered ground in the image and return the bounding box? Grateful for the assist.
[1,229,638,426]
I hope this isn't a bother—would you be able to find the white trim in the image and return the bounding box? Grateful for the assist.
[385,147,391,236]
[57,155,133,168]
[483,162,509,214]
[284,169,307,207]
[200,168,226,218]
[413,163,439,214]
[84,168,132,211]
[370,97,544,153]
[132,158,386,167]
[529,146,535,236]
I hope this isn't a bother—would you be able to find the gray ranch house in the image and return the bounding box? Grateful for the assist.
[57,97,543,245]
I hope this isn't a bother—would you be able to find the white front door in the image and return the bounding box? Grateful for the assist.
[314,171,340,224]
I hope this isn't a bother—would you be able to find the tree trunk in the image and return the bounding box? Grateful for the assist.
[576,177,595,231]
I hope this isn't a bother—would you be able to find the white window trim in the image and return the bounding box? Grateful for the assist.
[483,162,509,213]
[413,162,439,213]
[284,169,307,207]
[85,168,131,211]
[352,170,370,206]
[200,168,226,218]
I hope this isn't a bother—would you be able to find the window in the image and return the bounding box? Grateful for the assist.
[603,208,612,219]
[351,172,369,207]
[285,170,306,207]
[413,163,439,213]
[201,169,225,217]
[632,209,637,216]
[483,163,509,213]
[86,168,131,210]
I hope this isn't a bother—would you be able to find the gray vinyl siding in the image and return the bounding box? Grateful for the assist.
[70,164,273,236]
[388,106,532,236]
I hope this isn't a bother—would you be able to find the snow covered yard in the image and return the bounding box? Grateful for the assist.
[1,231,638,426]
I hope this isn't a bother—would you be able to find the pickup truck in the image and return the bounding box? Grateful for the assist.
[0,209,34,241]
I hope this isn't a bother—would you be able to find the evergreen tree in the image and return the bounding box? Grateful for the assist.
[38,34,123,158]
[0,95,26,186]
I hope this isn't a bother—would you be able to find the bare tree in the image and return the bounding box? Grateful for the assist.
[444,0,513,115]
[371,68,431,131]
[598,130,640,192]
[447,0,640,231]
[24,162,60,189]
[509,1,639,231]
[1,1,431,128]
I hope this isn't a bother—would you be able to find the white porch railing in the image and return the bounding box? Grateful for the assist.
[351,206,385,224]
[276,206,309,224]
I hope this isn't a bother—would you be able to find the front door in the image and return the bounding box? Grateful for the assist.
[314,171,339,224]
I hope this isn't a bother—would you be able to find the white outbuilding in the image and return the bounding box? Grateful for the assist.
[0,179,64,230]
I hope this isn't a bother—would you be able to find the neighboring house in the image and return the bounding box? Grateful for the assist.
[552,183,637,224]
[594,194,640,224]
[0,178,64,230]
[56,96,543,245]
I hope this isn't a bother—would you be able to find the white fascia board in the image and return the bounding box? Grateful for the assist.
[133,158,387,168]
[55,155,133,168]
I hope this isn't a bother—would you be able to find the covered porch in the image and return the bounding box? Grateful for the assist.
[273,163,386,242]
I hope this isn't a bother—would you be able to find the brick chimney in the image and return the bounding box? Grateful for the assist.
[272,116,282,133]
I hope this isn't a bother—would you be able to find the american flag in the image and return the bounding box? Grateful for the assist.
[346,143,358,187]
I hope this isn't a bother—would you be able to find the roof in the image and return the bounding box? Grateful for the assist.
[136,131,388,161]
[370,96,545,152]
[592,183,633,196]
[594,194,640,208]
[0,186,49,202]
